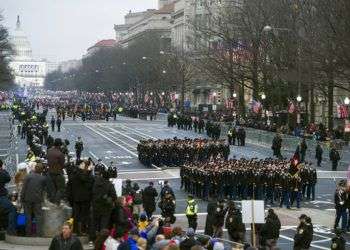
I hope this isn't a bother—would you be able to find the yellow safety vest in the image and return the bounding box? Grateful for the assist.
[186,199,198,216]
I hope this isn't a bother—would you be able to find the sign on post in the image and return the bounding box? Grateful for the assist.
[241,200,265,224]
[112,178,123,197]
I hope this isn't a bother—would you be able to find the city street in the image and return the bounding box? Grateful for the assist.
[12,113,348,250]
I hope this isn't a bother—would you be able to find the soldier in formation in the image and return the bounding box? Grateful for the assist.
[181,159,317,208]
[137,138,229,167]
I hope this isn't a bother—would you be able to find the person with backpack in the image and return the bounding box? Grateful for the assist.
[185,194,198,231]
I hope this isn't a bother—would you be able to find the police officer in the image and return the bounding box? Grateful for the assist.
[293,214,313,250]
[185,194,198,231]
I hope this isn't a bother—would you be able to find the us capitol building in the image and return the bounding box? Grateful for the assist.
[9,16,46,87]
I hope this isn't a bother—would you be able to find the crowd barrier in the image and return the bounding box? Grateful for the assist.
[0,111,17,177]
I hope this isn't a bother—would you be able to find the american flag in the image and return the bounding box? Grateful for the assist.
[337,103,349,118]
[288,100,296,114]
[251,100,262,114]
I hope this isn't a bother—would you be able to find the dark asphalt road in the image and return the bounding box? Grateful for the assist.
[12,113,350,249]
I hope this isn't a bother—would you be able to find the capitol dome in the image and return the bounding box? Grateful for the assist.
[11,16,32,61]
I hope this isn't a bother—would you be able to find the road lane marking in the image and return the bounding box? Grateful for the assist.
[104,126,140,143]
[84,125,137,157]
[119,124,158,140]
[92,126,138,152]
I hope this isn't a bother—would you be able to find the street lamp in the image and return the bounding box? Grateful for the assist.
[262,25,273,33]
[162,92,165,96]
[162,70,167,74]
[160,51,165,55]
[150,92,153,96]
[142,56,147,60]
[261,93,266,100]
[296,95,302,102]
[345,97,350,105]
[213,92,217,97]
[232,92,237,98]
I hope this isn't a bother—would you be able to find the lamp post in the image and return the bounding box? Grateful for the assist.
[297,95,302,125]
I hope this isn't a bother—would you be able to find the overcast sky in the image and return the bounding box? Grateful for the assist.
[1,0,157,62]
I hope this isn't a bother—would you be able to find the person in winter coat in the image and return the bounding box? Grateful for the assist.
[315,143,323,167]
[330,146,341,171]
[122,179,134,196]
[74,137,84,162]
[272,134,282,159]
[49,222,83,250]
[91,170,117,239]
[334,184,347,231]
[132,183,143,217]
[159,191,176,224]
[212,199,226,238]
[260,209,281,249]
[330,229,346,250]
[300,139,308,162]
[66,160,94,235]
[293,214,313,250]
[20,163,46,236]
[204,201,217,236]
[225,201,245,243]
[47,138,65,205]
[142,182,158,219]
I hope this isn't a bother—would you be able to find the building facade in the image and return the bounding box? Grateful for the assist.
[9,16,47,87]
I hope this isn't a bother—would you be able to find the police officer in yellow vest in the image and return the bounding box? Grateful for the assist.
[185,194,198,231]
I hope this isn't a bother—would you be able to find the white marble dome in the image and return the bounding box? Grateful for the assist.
[11,16,32,60]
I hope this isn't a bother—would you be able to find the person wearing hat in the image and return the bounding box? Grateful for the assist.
[185,194,198,231]
[142,182,158,219]
[293,214,313,250]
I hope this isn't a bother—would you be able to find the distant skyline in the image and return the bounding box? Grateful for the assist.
[2,0,157,62]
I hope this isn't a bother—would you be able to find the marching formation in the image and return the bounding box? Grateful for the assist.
[181,159,317,208]
[137,138,230,167]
